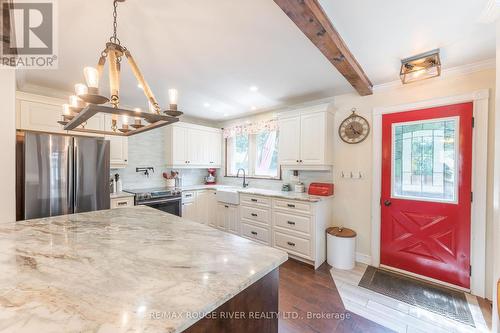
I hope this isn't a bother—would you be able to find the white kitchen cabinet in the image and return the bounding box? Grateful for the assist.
[104,115,128,169]
[182,201,197,220]
[207,131,222,167]
[181,190,218,226]
[166,123,222,168]
[300,112,326,164]
[182,191,197,220]
[188,128,207,166]
[239,193,333,269]
[194,190,211,224]
[216,202,239,234]
[110,197,134,209]
[278,105,334,170]
[277,117,301,165]
[172,126,188,165]
[16,93,104,137]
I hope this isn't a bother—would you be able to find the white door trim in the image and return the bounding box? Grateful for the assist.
[371,89,489,297]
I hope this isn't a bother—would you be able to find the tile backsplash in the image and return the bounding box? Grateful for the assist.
[110,127,210,190]
[111,125,334,191]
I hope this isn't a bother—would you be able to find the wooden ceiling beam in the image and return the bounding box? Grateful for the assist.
[274,0,373,96]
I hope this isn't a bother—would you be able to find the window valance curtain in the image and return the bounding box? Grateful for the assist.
[222,119,279,139]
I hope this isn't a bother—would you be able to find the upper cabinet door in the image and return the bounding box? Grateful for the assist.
[207,131,222,167]
[172,126,188,165]
[18,100,104,137]
[187,128,207,165]
[300,112,325,164]
[104,115,128,168]
[278,117,301,165]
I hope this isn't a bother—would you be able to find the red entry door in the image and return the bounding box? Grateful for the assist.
[381,103,473,289]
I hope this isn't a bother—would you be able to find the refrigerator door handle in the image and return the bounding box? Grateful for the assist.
[74,143,79,213]
[67,142,74,213]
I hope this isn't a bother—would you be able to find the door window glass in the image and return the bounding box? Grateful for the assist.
[392,117,458,203]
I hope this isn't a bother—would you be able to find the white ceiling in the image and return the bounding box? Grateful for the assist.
[19,0,495,120]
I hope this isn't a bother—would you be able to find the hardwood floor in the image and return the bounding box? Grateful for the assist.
[279,259,393,333]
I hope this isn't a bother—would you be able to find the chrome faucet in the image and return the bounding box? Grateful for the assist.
[237,168,249,188]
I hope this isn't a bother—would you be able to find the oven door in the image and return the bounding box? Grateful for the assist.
[140,197,182,217]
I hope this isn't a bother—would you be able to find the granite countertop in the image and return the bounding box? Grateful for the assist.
[110,191,135,199]
[179,185,329,202]
[0,206,288,333]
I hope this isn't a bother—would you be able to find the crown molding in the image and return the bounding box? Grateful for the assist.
[373,58,495,93]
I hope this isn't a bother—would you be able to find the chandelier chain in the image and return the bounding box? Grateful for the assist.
[110,0,121,45]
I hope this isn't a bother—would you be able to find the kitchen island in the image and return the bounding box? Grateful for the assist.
[0,206,288,332]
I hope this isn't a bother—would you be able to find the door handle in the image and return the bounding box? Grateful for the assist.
[384,200,392,207]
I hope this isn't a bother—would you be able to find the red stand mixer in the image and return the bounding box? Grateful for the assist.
[205,168,217,185]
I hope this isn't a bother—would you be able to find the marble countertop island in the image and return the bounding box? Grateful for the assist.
[0,206,288,333]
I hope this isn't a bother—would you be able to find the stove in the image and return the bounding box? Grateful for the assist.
[125,187,182,216]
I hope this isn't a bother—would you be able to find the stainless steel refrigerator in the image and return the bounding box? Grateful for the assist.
[16,131,110,220]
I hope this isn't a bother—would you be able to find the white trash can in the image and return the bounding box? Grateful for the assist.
[327,227,356,270]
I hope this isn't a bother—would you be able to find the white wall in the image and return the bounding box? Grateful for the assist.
[0,68,16,222]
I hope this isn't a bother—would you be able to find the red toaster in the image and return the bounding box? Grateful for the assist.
[308,183,334,196]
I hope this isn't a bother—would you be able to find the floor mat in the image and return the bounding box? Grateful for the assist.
[358,266,475,327]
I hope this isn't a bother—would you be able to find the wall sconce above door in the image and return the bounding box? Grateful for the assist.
[400,49,441,84]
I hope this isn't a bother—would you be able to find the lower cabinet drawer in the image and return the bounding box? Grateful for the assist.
[240,206,271,225]
[110,197,134,209]
[274,211,311,235]
[274,199,312,215]
[241,222,270,245]
[274,231,311,258]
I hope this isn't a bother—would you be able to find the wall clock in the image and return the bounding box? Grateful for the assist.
[339,108,370,144]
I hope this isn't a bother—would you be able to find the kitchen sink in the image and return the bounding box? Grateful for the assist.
[216,189,240,205]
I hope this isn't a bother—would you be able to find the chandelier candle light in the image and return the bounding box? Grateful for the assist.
[58,0,182,136]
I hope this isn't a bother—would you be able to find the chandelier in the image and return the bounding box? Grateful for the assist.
[58,0,182,136]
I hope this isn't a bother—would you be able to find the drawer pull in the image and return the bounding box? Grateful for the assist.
[287,204,296,208]
[185,194,193,198]
[117,202,128,206]
[287,241,296,247]
[225,205,229,208]
[251,199,258,202]
[251,213,258,217]
[287,221,296,225]
[251,231,258,235]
